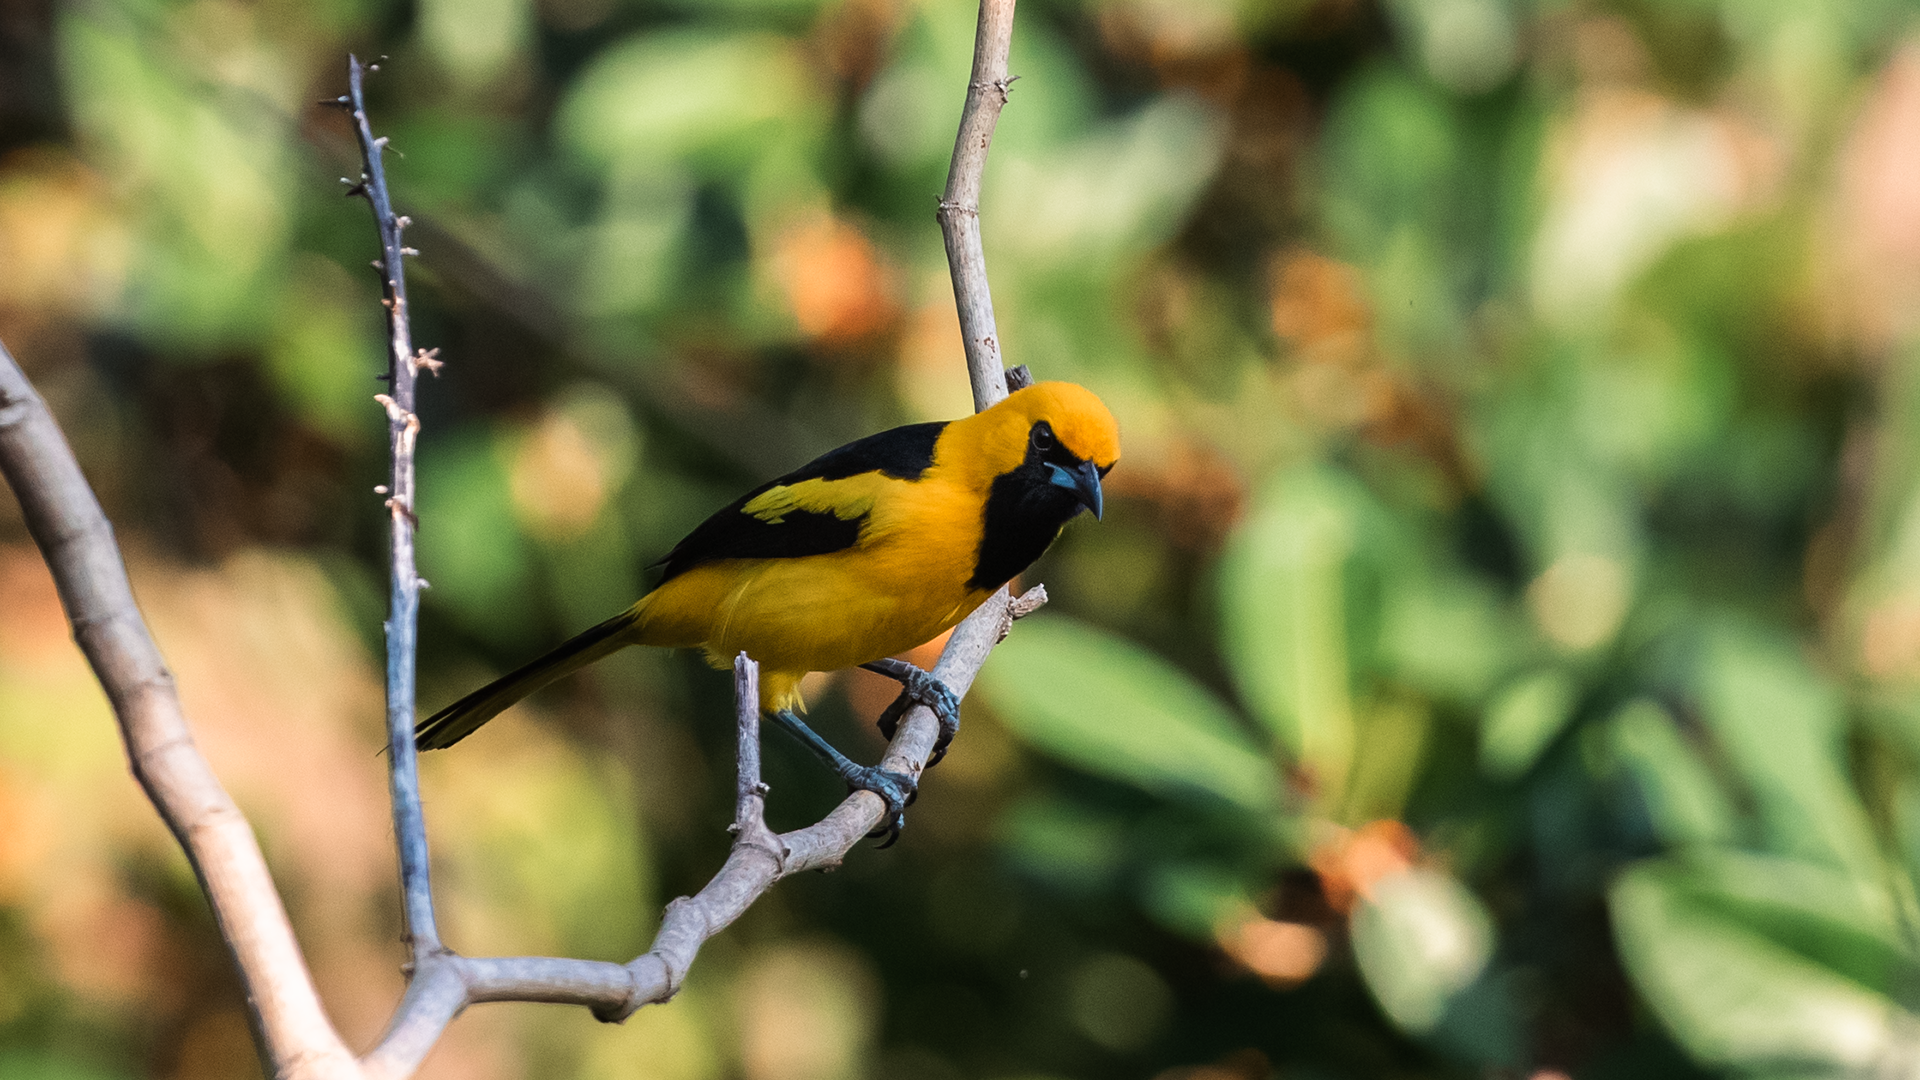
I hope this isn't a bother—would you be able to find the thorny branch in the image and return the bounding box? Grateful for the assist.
[0,2,1037,1076]
[339,49,442,977]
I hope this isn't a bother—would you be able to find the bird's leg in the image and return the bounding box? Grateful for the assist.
[767,709,916,847]
[861,658,962,768]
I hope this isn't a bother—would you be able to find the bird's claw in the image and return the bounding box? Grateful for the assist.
[862,659,963,768]
[841,764,917,848]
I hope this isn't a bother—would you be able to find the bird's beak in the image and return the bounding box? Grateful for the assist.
[1050,460,1105,520]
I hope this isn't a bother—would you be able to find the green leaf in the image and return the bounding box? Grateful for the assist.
[559,29,821,175]
[1479,669,1576,779]
[1612,858,1911,1073]
[978,615,1279,812]
[1379,570,1525,704]
[1675,851,1907,996]
[1322,65,1460,253]
[986,94,1227,270]
[1351,869,1495,1034]
[1217,467,1368,790]
[1342,697,1432,825]
[1693,623,1880,878]
[1609,699,1736,848]
[59,5,295,346]
[1138,861,1251,939]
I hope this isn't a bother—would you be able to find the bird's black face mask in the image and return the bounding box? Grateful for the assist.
[968,420,1109,589]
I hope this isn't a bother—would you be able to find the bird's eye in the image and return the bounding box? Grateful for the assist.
[1031,423,1055,452]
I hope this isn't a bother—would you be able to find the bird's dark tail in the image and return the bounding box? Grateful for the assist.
[415,608,640,750]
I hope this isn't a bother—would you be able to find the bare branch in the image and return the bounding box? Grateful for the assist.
[0,346,359,1078]
[346,53,442,964]
[939,0,1018,413]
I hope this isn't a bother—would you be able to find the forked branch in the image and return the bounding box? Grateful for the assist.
[0,3,1033,1076]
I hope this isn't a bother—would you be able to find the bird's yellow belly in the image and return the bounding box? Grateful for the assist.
[633,530,990,680]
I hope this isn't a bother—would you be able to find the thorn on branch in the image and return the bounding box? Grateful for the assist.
[373,393,407,423]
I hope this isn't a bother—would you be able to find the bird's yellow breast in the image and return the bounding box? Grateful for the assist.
[627,463,998,711]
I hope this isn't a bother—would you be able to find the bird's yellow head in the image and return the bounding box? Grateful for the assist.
[949,380,1120,524]
[1001,381,1121,473]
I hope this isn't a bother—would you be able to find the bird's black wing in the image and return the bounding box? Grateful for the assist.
[653,421,949,582]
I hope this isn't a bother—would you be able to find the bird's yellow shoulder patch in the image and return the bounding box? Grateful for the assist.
[741,472,892,524]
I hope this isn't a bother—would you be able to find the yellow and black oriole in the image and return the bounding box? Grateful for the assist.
[417,380,1120,841]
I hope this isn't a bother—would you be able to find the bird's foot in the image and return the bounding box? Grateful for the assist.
[767,708,917,849]
[840,763,917,848]
[862,658,962,767]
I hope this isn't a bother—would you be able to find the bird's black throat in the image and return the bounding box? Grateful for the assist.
[969,453,1087,591]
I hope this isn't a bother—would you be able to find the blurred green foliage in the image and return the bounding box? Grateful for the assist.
[8,0,1920,1078]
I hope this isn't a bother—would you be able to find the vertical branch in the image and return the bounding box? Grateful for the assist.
[344,55,440,961]
[733,654,768,832]
[938,0,1018,413]
[881,0,1029,802]
[728,654,780,860]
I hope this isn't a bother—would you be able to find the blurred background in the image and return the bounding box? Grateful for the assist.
[4,0,1920,1076]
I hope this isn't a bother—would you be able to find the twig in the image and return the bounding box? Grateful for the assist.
[729,654,778,854]
[0,347,360,1079]
[938,0,1018,413]
[343,52,442,968]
